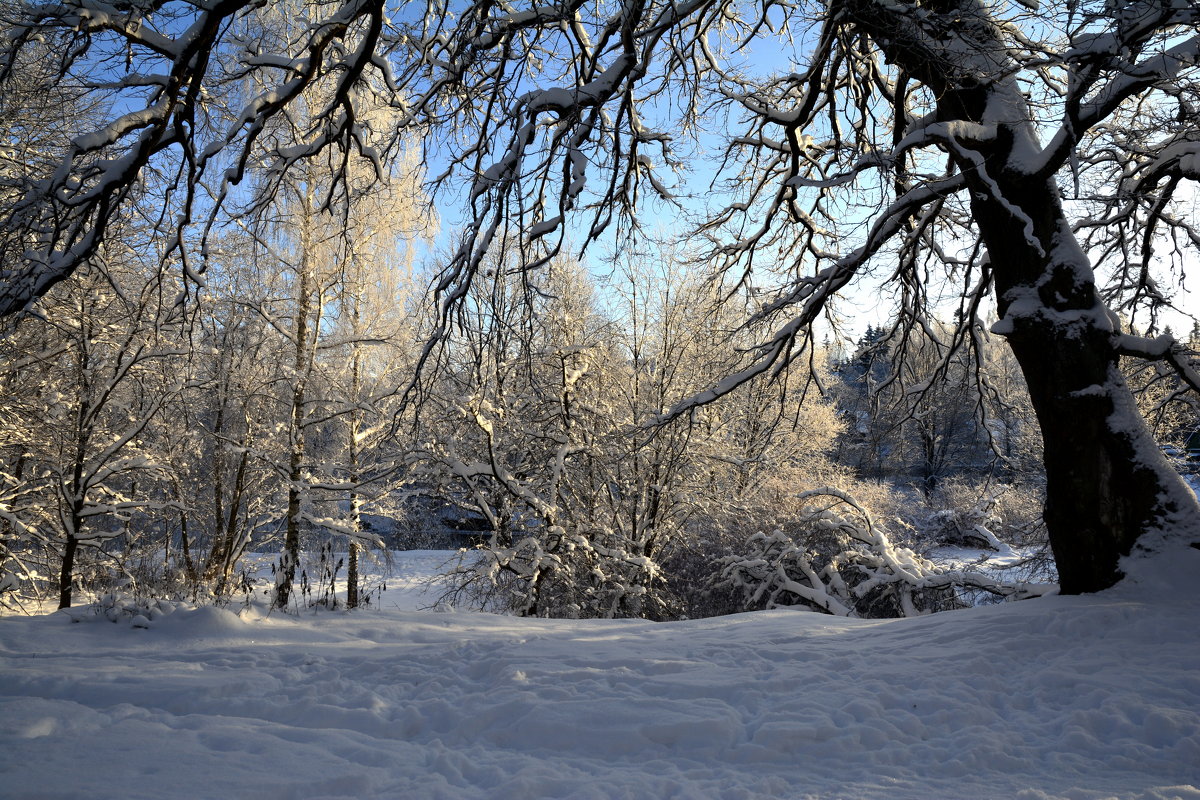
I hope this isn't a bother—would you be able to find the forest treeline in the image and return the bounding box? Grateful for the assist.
[2,210,1196,618]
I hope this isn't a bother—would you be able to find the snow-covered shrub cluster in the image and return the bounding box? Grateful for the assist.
[0,241,1186,619]
[714,489,1048,618]
[913,479,1045,549]
[64,593,187,628]
[436,526,667,619]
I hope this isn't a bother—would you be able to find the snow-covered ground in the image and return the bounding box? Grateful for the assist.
[2,547,1199,800]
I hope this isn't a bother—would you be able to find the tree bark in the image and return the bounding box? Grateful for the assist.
[971,153,1200,593]
[209,448,249,594]
[274,180,317,610]
[347,297,363,610]
[57,532,78,609]
[842,0,1200,591]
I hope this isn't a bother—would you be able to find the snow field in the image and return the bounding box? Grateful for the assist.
[1,548,1199,799]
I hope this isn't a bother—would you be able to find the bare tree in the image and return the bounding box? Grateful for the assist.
[422,251,852,618]
[2,0,1199,592]
[1,244,184,608]
[187,254,284,597]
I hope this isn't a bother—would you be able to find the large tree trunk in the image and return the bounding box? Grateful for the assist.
[1011,328,1195,593]
[843,0,1200,593]
[973,156,1200,593]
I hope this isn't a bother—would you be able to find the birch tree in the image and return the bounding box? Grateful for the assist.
[322,142,428,609]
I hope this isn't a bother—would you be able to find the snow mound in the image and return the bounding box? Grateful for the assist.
[1,550,1198,799]
[153,604,249,636]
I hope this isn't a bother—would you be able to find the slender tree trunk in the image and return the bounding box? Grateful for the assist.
[57,531,78,609]
[179,509,195,582]
[347,539,360,608]
[347,342,362,610]
[275,267,309,609]
[346,383,361,611]
[59,394,90,609]
[211,449,249,594]
[204,404,228,582]
[276,418,302,608]
[58,435,86,611]
[172,477,197,585]
[274,185,317,610]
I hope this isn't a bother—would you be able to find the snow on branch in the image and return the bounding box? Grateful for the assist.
[1039,29,1200,176]
[657,173,967,425]
[893,120,999,155]
[0,0,393,315]
[718,488,1053,618]
[1116,333,1200,395]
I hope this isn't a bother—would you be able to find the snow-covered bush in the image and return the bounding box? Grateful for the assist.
[0,524,57,613]
[424,257,850,621]
[667,465,909,619]
[62,592,186,628]
[917,478,1047,551]
[436,523,670,619]
[715,489,1049,618]
[0,553,39,612]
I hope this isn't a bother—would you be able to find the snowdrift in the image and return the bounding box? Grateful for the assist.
[1,548,1198,799]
